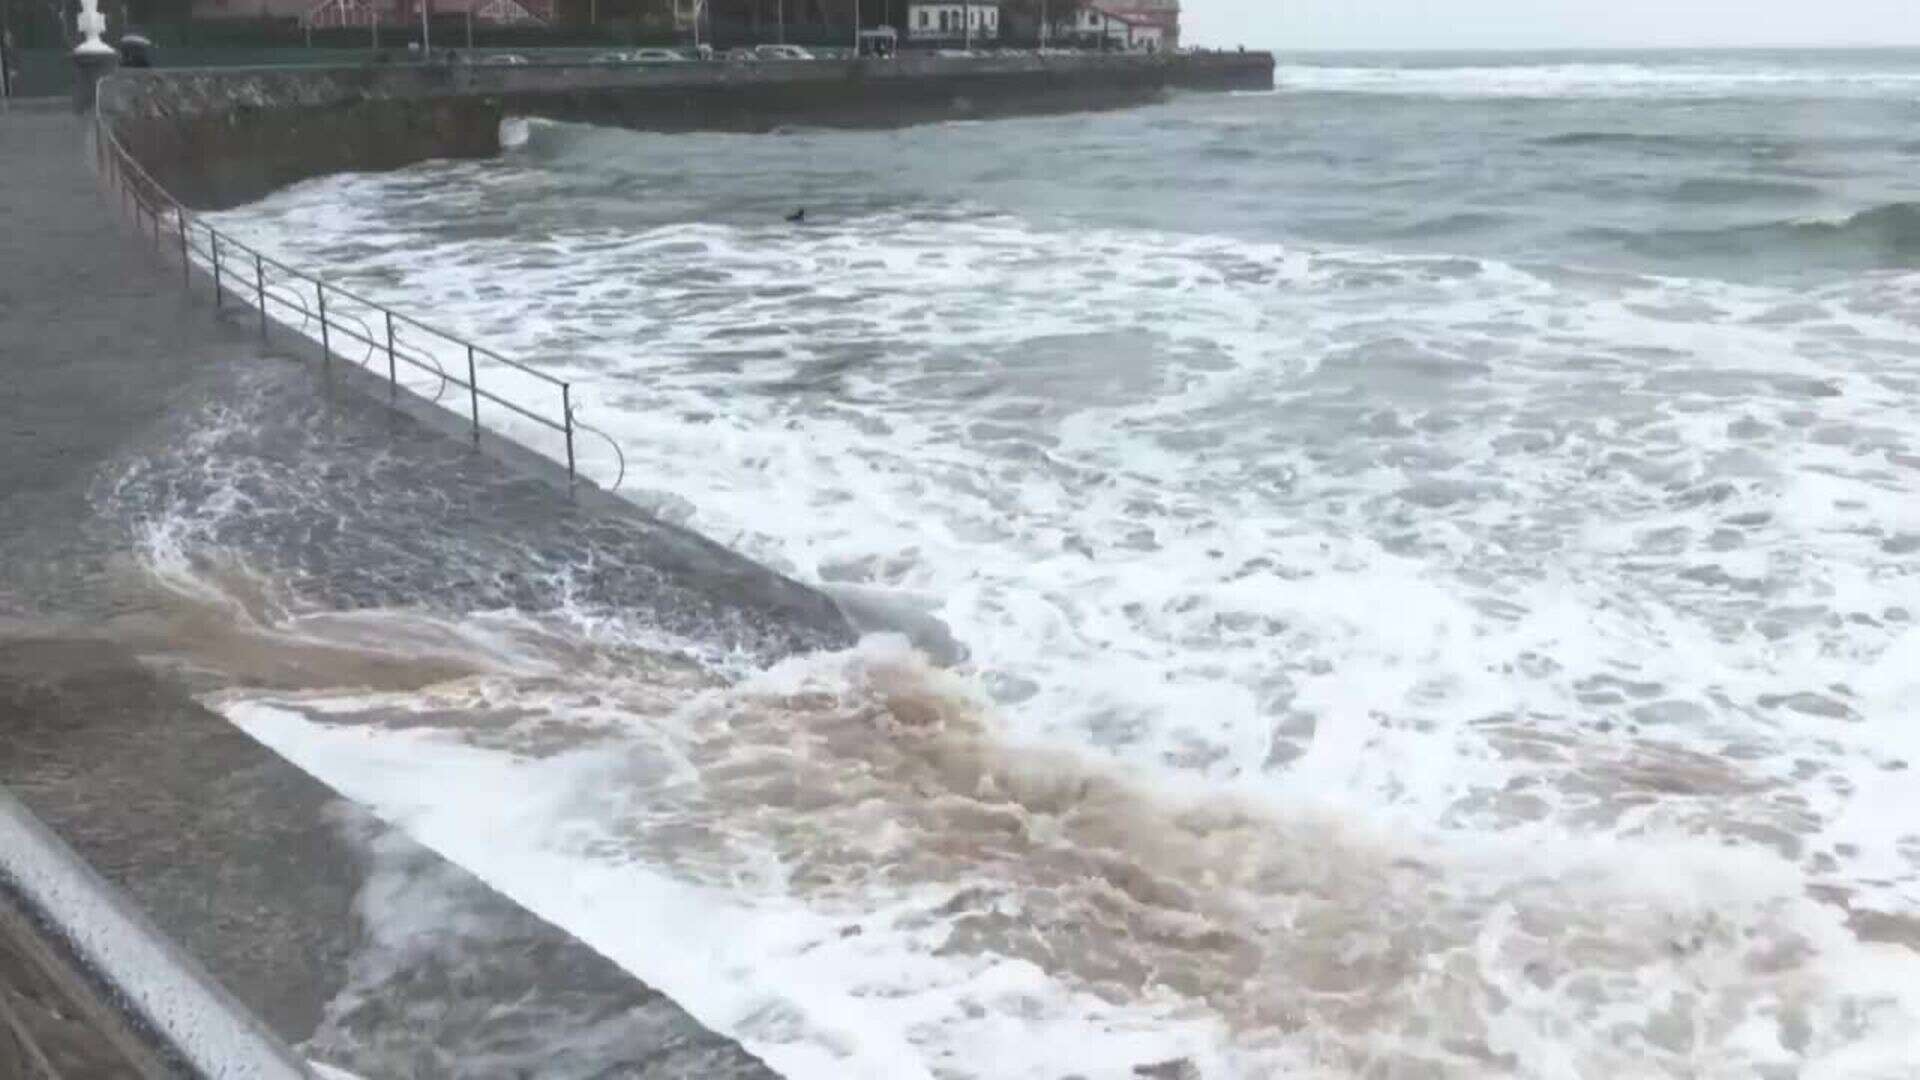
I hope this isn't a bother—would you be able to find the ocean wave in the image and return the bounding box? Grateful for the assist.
[1664,177,1824,204]
[216,634,1920,1080]
[1391,210,1516,238]
[1532,130,1785,155]
[1587,200,1920,266]
[201,151,1920,1076]
[1276,62,1920,100]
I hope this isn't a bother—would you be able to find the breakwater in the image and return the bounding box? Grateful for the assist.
[101,50,1274,208]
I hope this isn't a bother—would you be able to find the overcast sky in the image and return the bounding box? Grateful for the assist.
[1183,0,1920,51]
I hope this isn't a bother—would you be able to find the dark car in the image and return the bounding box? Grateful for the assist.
[118,33,154,68]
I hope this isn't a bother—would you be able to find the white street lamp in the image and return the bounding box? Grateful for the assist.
[75,0,113,55]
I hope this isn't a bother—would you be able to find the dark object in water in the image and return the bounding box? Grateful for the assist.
[786,208,806,223]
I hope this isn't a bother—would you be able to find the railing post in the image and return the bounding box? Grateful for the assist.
[210,232,223,308]
[254,254,268,342]
[316,283,331,370]
[177,213,189,292]
[563,384,577,486]
[384,312,397,400]
[466,345,481,444]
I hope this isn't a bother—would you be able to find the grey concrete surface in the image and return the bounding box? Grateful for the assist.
[0,108,793,1076]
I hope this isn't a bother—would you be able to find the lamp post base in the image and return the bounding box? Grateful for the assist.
[72,48,118,114]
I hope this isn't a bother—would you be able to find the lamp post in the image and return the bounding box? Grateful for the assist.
[75,0,111,52]
[72,0,116,112]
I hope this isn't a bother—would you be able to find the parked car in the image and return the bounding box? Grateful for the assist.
[630,48,689,63]
[752,44,815,61]
[593,51,632,62]
[723,47,760,63]
[478,53,528,65]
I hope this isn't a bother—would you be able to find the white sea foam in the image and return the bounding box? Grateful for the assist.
[1273,61,1920,100]
[188,135,1920,1075]
[217,636,1920,1078]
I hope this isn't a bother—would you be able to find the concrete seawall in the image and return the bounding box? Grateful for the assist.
[103,51,1275,208]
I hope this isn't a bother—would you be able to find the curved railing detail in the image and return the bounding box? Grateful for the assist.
[568,407,627,494]
[94,117,623,493]
[390,323,453,404]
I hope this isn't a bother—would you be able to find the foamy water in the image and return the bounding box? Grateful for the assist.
[1273,59,1920,99]
[157,55,1920,1076]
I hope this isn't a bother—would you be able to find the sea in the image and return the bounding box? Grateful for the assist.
[164,49,1920,1077]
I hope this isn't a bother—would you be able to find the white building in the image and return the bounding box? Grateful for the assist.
[1054,4,1161,49]
[906,1,1000,42]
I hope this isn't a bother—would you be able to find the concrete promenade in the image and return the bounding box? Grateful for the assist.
[0,109,801,1076]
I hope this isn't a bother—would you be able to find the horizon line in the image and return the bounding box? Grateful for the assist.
[1186,41,1920,54]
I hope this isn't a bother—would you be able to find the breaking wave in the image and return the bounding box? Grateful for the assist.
[169,80,1920,1076]
[1587,201,1920,267]
[204,626,1920,1079]
[1276,61,1920,100]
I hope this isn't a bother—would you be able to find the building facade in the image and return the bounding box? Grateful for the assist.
[906,1,999,42]
[1090,0,1177,48]
[1052,3,1162,49]
[194,0,553,26]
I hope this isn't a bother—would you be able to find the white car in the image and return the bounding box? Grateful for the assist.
[478,53,528,65]
[753,44,815,61]
[630,48,689,63]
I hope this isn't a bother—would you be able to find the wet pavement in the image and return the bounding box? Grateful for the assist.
[0,109,821,1076]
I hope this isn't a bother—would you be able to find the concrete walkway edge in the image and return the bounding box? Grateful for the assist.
[0,786,314,1078]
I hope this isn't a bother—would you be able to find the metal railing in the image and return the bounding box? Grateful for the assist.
[0,788,317,1078]
[91,115,626,492]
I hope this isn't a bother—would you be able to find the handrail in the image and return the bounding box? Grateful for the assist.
[91,117,618,491]
[389,323,454,403]
[569,407,627,492]
[0,789,316,1079]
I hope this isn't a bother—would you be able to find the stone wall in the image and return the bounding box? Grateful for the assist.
[101,50,1275,208]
